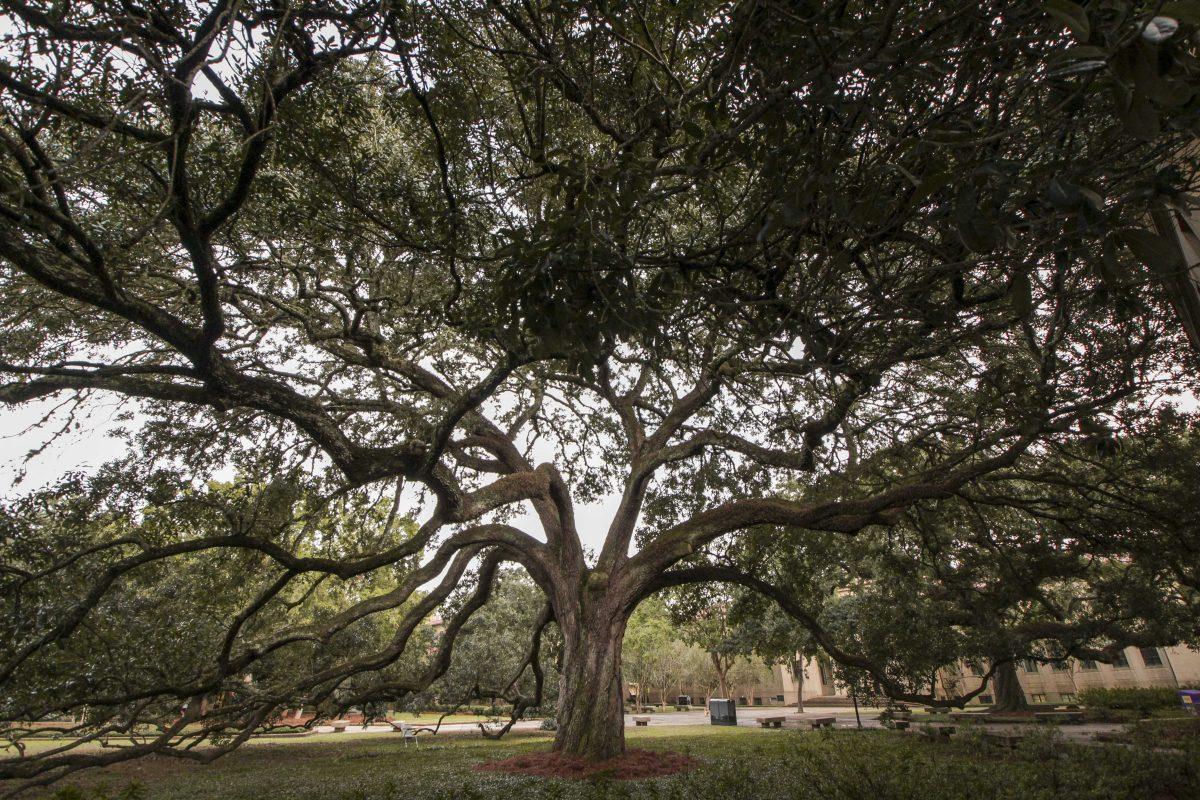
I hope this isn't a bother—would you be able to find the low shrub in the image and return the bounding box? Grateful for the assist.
[1078,687,1183,717]
[1127,717,1200,748]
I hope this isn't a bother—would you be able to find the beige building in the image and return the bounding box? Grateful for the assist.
[948,645,1200,705]
[761,645,1200,707]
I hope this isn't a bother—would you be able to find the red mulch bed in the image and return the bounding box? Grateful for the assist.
[475,749,699,780]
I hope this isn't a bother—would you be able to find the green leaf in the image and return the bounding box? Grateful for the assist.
[1122,228,1185,276]
[1121,93,1160,141]
[1161,1,1200,24]
[1010,271,1034,317]
[954,189,997,254]
[1043,0,1091,40]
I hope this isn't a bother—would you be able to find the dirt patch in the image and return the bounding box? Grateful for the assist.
[475,748,699,780]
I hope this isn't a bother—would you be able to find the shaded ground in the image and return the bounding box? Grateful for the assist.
[6,725,1198,800]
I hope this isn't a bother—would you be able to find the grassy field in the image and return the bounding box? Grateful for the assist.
[8,726,1198,800]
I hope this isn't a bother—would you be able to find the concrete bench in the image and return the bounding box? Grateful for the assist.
[788,715,836,730]
[331,720,350,733]
[632,716,651,727]
[757,716,786,728]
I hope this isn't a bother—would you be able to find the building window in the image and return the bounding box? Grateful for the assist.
[1111,650,1130,668]
[1031,693,1047,703]
[1080,660,1098,671]
[1022,658,1040,674]
[978,695,994,705]
[1139,648,1164,668]
[1060,693,1076,703]
[1051,660,1070,672]
[817,657,833,686]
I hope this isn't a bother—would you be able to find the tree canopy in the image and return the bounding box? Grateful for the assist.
[2,0,1200,788]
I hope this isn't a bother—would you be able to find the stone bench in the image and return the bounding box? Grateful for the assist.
[330,720,350,733]
[632,716,651,727]
[756,716,786,728]
[786,715,836,730]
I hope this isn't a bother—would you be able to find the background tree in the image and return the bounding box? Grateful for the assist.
[1,0,1199,786]
[713,408,1200,712]
[413,567,558,734]
[621,596,675,711]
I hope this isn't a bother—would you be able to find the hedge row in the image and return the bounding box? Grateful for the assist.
[1078,687,1186,714]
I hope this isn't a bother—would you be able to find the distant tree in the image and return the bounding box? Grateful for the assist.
[713,410,1200,711]
[409,567,558,734]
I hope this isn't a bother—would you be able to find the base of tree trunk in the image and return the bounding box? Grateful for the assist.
[991,660,1031,713]
[476,749,699,780]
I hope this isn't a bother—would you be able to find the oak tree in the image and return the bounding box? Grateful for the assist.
[2,0,1199,788]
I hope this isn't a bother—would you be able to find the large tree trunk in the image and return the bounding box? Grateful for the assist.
[792,657,805,712]
[991,660,1029,712]
[553,609,628,760]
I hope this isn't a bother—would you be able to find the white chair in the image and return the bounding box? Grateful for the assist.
[390,720,419,747]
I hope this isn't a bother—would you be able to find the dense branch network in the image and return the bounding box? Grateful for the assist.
[1,0,1198,789]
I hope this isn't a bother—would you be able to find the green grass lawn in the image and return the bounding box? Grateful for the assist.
[10,726,1198,800]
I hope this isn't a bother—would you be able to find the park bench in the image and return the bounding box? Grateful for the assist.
[387,720,419,747]
[632,716,651,727]
[1034,711,1084,725]
[756,716,786,728]
[787,715,836,731]
[330,720,350,733]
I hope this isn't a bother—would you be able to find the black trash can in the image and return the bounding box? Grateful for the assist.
[677,695,692,707]
[709,698,737,726]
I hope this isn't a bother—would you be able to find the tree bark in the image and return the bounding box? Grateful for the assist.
[552,607,628,760]
[991,660,1029,712]
[712,652,731,699]
[792,657,805,712]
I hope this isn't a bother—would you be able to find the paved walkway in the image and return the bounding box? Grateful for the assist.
[313,707,879,734]
[622,707,881,728]
[313,708,1127,741]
